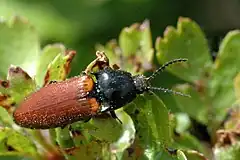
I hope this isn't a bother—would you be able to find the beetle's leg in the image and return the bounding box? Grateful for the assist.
[112,64,120,70]
[44,80,58,86]
[110,111,122,124]
[84,51,110,74]
[49,80,57,84]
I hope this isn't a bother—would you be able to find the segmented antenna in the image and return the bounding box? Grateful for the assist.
[150,87,191,97]
[147,58,188,82]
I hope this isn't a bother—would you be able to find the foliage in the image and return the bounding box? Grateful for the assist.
[0,15,239,160]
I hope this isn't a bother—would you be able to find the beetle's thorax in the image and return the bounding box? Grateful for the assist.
[91,67,138,111]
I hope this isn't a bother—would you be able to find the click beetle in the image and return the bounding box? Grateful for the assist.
[13,51,189,129]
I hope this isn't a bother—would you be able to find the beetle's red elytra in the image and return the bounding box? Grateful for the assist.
[13,51,190,129]
[13,75,99,129]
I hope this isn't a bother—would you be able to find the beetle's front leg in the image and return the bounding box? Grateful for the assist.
[110,111,122,124]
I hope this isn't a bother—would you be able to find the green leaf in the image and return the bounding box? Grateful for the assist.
[124,93,172,159]
[234,73,240,99]
[0,155,33,160]
[212,31,240,76]
[155,17,212,82]
[83,113,123,142]
[6,66,36,103]
[126,101,158,159]
[55,125,113,159]
[119,23,142,57]
[177,150,188,160]
[0,107,13,127]
[141,93,172,146]
[96,21,154,74]
[96,20,154,75]
[119,20,154,73]
[209,30,240,124]
[0,16,40,78]
[43,50,76,85]
[55,113,124,158]
[0,66,36,112]
[68,140,109,160]
[0,128,37,158]
[173,84,208,124]
[55,128,75,160]
[55,128,75,149]
[154,149,188,160]
[119,20,153,58]
[35,44,66,87]
[147,93,172,146]
[173,133,207,156]
[111,109,135,154]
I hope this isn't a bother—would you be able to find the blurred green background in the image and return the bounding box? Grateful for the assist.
[1,0,239,76]
[0,1,240,160]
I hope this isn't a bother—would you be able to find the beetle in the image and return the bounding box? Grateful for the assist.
[13,51,189,129]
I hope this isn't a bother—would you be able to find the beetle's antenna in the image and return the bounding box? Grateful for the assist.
[147,58,188,82]
[149,87,191,97]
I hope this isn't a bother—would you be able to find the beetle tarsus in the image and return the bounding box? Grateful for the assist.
[49,80,57,84]
[110,111,122,124]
